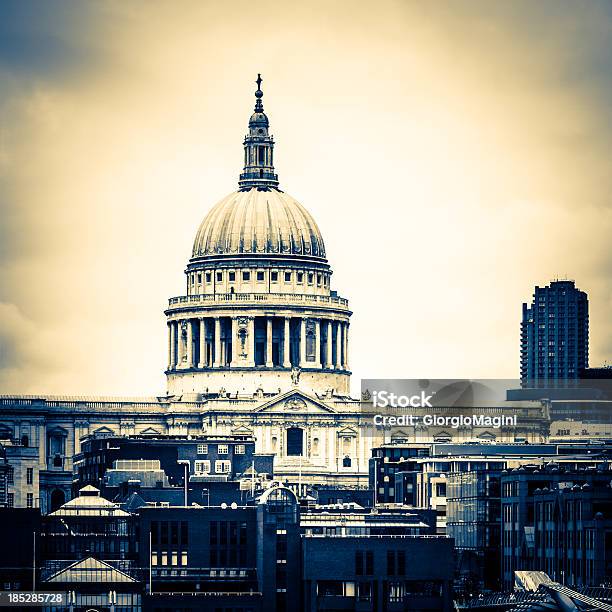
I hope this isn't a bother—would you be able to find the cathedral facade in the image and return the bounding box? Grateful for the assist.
[0,77,550,513]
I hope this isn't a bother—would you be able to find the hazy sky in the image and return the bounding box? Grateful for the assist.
[0,0,611,396]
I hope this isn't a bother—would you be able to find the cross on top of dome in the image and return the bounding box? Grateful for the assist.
[254,73,264,112]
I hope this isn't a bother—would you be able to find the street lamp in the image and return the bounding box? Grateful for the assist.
[177,460,190,506]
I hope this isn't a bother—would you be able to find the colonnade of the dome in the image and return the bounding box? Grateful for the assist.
[167,314,349,372]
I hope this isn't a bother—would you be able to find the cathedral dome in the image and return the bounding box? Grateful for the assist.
[191,188,326,260]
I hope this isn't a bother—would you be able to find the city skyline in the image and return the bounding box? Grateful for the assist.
[1,1,611,396]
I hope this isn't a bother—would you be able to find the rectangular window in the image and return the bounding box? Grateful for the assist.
[271,271,278,282]
[151,552,158,566]
[387,551,395,575]
[151,521,158,545]
[171,551,178,566]
[284,272,292,282]
[194,460,211,474]
[355,551,363,575]
[256,271,265,282]
[235,444,246,455]
[26,468,33,485]
[7,467,13,485]
[161,551,168,566]
[308,272,314,284]
[397,550,406,575]
[228,271,236,282]
[365,551,374,575]
[197,273,202,283]
[215,460,231,474]
[197,444,208,455]
[218,444,229,455]
[297,272,304,283]
[216,271,223,282]
[161,522,168,545]
[27,493,33,508]
[180,521,188,545]
[181,552,188,566]
[205,272,211,283]
[7,493,14,508]
[317,273,321,285]
[243,271,251,281]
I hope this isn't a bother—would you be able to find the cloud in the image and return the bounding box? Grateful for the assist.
[0,0,610,394]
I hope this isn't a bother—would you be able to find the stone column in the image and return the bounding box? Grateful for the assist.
[177,321,185,368]
[313,319,321,368]
[325,320,332,368]
[167,321,173,370]
[173,321,179,368]
[247,317,256,367]
[265,317,274,367]
[230,317,239,367]
[38,423,46,469]
[339,322,345,369]
[186,319,193,368]
[283,317,291,368]
[214,317,222,367]
[333,321,339,369]
[344,322,350,370]
[198,318,206,368]
[299,318,307,367]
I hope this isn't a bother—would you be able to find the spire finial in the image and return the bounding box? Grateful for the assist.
[254,73,264,112]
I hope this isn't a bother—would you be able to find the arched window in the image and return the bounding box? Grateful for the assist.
[312,437,319,456]
[286,427,303,456]
[50,489,65,512]
[271,436,278,452]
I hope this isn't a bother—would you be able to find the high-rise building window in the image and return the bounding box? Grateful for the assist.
[26,468,33,485]
[26,493,33,508]
[7,493,14,508]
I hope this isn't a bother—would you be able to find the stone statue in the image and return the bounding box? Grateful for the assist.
[291,366,301,385]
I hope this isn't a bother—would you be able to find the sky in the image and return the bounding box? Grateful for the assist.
[0,0,611,396]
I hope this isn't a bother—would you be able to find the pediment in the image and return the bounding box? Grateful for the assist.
[253,390,336,414]
[433,431,453,441]
[231,425,254,435]
[338,426,358,438]
[92,426,115,436]
[477,430,497,440]
[140,427,162,435]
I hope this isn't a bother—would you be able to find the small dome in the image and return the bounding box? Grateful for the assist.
[249,112,269,128]
[192,188,326,260]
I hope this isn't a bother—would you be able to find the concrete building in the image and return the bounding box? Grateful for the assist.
[520,280,589,387]
[500,464,612,589]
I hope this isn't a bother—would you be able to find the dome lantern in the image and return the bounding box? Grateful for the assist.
[238,74,280,190]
